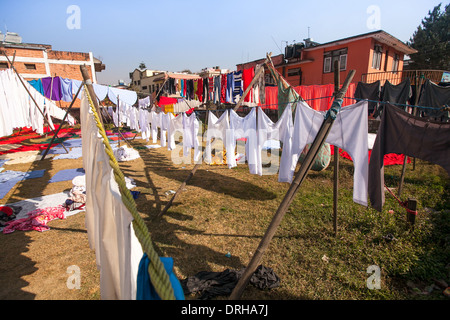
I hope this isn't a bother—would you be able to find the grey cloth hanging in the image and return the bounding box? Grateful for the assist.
[368,104,450,212]
[354,80,380,114]
[418,80,450,120]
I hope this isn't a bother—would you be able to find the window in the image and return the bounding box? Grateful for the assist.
[323,48,347,73]
[372,45,383,70]
[264,73,275,85]
[0,62,8,69]
[287,68,301,77]
[392,54,400,73]
[24,63,36,70]
[142,86,148,90]
[384,50,389,71]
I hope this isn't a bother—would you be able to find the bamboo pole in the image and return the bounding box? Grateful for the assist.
[229,69,356,300]
[398,73,424,196]
[157,110,208,219]
[80,64,103,125]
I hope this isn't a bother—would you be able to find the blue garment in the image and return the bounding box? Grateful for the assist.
[136,253,185,300]
[226,73,234,103]
[0,169,46,199]
[180,79,185,98]
[60,78,73,102]
[48,168,85,183]
[28,79,45,95]
[233,70,243,102]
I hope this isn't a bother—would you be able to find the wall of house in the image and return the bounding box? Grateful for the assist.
[271,37,407,87]
[366,38,405,85]
[0,46,98,110]
[0,46,96,81]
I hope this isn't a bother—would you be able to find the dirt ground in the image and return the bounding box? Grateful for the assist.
[0,132,273,300]
[1,127,449,301]
[0,152,101,300]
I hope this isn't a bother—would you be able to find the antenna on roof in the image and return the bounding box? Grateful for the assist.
[271,35,283,55]
[308,26,310,38]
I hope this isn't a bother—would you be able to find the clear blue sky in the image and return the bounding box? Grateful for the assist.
[0,0,446,85]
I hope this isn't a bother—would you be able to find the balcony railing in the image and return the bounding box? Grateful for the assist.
[361,70,448,86]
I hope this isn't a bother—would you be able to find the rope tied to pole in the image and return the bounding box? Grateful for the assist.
[324,98,343,120]
[384,184,418,215]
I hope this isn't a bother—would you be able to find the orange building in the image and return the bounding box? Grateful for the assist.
[237,30,417,87]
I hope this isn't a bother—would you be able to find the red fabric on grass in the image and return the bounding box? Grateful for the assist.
[330,145,410,166]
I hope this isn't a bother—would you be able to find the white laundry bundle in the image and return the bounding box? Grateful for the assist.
[113,145,140,162]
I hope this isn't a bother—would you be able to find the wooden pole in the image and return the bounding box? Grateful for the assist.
[229,70,356,300]
[80,64,103,125]
[40,83,83,160]
[117,95,121,147]
[157,163,201,218]
[398,73,424,196]
[406,198,417,228]
[333,60,340,236]
[157,110,208,219]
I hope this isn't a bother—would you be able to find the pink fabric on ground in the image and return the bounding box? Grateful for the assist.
[2,206,66,234]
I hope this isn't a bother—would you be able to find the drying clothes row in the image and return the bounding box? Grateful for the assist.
[0,69,76,138]
[28,76,138,106]
[160,65,266,106]
[140,100,369,207]
[354,79,450,118]
[157,96,201,114]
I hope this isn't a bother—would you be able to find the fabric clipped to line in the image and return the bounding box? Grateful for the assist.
[181,265,280,300]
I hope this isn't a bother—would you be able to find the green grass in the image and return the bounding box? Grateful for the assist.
[129,138,449,300]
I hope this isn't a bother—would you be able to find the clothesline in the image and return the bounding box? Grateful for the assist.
[163,96,447,114]
[28,76,138,106]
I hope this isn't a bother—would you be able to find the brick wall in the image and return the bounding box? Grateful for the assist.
[0,45,98,111]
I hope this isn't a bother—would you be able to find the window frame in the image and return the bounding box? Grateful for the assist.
[392,53,400,73]
[24,63,37,70]
[287,67,302,77]
[323,48,347,74]
[372,44,383,70]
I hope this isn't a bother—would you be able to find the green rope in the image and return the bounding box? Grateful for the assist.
[84,87,176,300]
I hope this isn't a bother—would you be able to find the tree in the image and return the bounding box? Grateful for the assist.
[407,3,450,70]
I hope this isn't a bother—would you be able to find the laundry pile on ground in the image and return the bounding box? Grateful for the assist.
[0,125,140,234]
